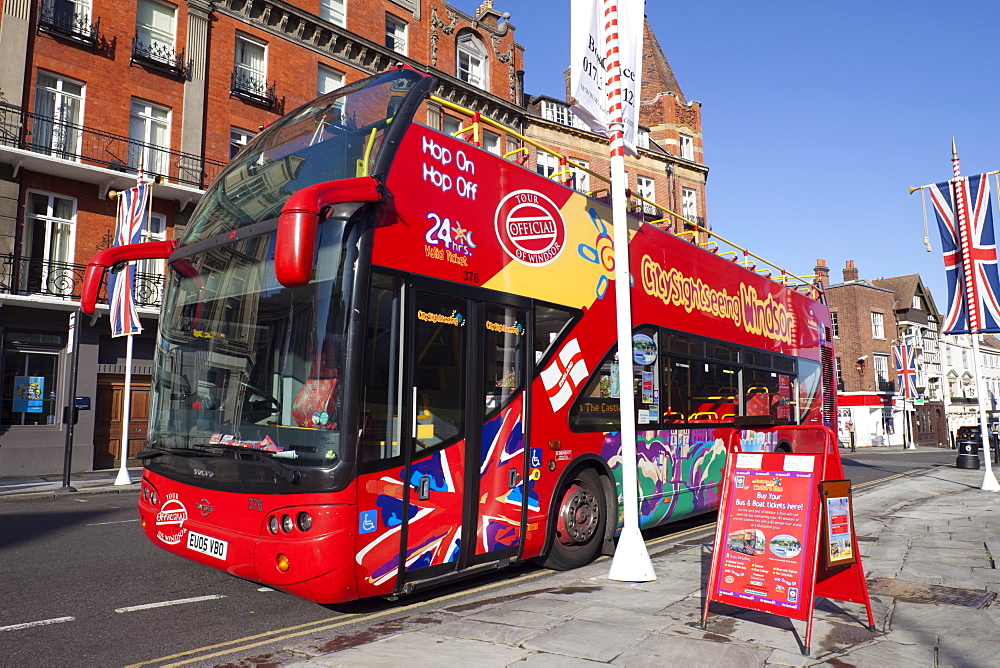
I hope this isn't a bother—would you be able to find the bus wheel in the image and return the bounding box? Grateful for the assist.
[539,468,606,571]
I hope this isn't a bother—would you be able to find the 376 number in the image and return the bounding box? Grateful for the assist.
[248,497,263,512]
[463,271,479,284]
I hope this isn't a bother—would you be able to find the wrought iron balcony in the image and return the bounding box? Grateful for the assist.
[0,102,225,189]
[231,69,277,108]
[131,36,189,79]
[0,254,164,308]
[38,2,100,48]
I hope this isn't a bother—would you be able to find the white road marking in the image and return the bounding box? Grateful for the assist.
[257,587,275,592]
[86,519,140,526]
[0,616,75,632]
[115,595,226,614]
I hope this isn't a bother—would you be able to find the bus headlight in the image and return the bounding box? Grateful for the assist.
[296,512,313,532]
[281,514,294,533]
[268,515,279,534]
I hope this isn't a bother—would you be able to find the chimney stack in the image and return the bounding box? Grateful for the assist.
[843,260,859,282]
[814,259,829,287]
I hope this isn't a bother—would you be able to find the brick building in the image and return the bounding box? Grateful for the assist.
[821,259,947,448]
[0,0,720,475]
[0,0,711,475]
[0,0,529,475]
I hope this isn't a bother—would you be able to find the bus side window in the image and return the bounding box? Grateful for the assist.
[360,274,403,463]
[533,303,575,367]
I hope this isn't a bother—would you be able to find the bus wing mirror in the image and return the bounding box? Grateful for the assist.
[81,239,178,315]
[276,176,382,288]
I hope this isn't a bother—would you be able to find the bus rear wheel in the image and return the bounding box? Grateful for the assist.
[538,468,606,571]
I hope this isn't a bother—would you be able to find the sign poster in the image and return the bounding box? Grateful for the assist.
[820,480,857,567]
[713,453,819,618]
[13,376,44,413]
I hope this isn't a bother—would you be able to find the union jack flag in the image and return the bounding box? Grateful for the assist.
[894,344,917,399]
[928,173,1000,334]
[107,183,149,337]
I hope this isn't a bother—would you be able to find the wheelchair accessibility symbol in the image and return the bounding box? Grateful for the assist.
[359,509,378,534]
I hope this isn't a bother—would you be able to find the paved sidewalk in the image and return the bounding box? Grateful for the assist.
[4,451,997,666]
[0,467,142,502]
[226,462,1000,667]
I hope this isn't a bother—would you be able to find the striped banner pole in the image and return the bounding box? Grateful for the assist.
[603,0,655,582]
[952,140,1000,491]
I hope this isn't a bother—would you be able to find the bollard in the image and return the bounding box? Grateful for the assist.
[956,437,981,469]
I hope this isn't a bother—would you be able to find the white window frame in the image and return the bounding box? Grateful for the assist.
[319,0,345,26]
[317,64,344,96]
[230,127,253,160]
[637,128,649,150]
[831,311,839,338]
[873,354,890,391]
[636,175,656,214]
[33,71,84,159]
[569,160,589,193]
[24,190,77,271]
[536,151,558,179]
[483,130,501,156]
[385,14,407,56]
[43,0,92,31]
[679,133,694,160]
[871,312,885,339]
[137,212,167,277]
[136,0,176,53]
[457,32,487,90]
[234,33,267,94]
[441,115,461,137]
[681,187,698,220]
[540,100,569,125]
[128,98,170,177]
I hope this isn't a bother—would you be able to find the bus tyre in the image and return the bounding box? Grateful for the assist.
[539,468,606,571]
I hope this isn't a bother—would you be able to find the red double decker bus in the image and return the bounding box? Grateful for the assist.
[83,67,836,604]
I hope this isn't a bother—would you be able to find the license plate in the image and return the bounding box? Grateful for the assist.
[186,530,228,561]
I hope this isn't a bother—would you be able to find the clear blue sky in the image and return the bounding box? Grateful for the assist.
[450,0,1000,308]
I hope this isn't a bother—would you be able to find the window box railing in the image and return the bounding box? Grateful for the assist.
[0,102,225,189]
[131,36,189,79]
[0,254,164,307]
[38,2,100,48]
[230,70,277,108]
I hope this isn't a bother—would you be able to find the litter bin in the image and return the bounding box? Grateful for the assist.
[956,436,981,469]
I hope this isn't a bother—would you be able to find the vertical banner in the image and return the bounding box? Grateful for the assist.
[927,173,1000,334]
[569,0,605,133]
[569,0,644,155]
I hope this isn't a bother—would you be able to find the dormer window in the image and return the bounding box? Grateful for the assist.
[456,31,487,90]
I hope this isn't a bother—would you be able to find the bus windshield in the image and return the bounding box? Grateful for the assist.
[149,218,352,466]
[180,67,424,244]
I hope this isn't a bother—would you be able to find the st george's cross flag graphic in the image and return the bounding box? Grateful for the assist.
[928,173,1000,334]
[894,344,917,400]
[107,182,149,337]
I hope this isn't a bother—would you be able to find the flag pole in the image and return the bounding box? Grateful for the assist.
[951,139,1000,491]
[113,166,152,486]
[115,332,134,485]
[603,0,654,582]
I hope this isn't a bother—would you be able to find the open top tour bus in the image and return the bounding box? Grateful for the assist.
[83,66,836,604]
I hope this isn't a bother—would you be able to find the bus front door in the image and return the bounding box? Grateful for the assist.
[397,288,529,591]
